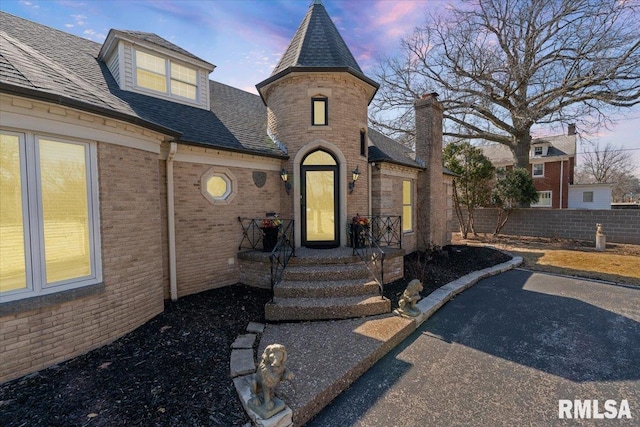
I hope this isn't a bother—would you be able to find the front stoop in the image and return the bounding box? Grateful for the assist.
[264,250,391,321]
[265,295,390,321]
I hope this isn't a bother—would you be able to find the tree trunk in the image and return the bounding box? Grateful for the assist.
[452,181,468,239]
[510,133,532,170]
[510,131,533,207]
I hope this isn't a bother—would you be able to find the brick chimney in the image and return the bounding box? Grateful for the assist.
[415,93,446,248]
[568,123,576,135]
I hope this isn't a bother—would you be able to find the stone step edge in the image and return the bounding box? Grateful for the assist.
[274,279,379,298]
[264,297,391,322]
[231,255,522,427]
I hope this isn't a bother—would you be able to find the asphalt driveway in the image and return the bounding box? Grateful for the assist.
[307,269,640,426]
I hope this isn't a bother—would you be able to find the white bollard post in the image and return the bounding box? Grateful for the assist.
[595,223,606,252]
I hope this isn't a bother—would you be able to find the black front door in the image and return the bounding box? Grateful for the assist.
[300,150,339,248]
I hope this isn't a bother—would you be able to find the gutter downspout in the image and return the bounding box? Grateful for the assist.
[559,159,564,209]
[166,142,178,301]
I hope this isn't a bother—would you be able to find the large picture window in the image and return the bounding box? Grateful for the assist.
[0,131,101,303]
[135,49,198,101]
[402,180,413,232]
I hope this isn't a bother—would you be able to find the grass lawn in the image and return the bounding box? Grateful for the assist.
[453,233,640,286]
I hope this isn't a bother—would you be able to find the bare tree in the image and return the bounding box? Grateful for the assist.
[576,141,639,202]
[370,0,640,167]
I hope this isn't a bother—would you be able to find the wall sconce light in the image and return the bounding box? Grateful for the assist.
[280,168,291,195]
[349,166,360,193]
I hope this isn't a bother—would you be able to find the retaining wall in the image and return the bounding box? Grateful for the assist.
[452,208,640,245]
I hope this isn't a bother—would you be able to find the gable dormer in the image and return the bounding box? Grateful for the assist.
[531,142,549,157]
[98,29,215,110]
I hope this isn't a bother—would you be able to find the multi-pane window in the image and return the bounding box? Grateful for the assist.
[532,191,552,207]
[534,146,543,156]
[311,97,328,126]
[135,50,197,100]
[402,180,413,232]
[532,163,544,177]
[0,131,101,302]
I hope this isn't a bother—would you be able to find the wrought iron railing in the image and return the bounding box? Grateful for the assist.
[351,224,386,297]
[368,215,402,248]
[238,217,295,288]
[269,220,295,288]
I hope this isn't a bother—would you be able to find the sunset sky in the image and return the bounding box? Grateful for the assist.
[2,0,638,164]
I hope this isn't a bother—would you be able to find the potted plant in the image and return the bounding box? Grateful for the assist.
[350,214,370,248]
[260,217,282,252]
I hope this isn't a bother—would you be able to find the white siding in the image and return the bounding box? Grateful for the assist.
[105,49,120,87]
[568,185,612,209]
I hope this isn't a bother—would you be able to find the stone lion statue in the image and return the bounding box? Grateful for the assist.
[596,223,604,236]
[249,344,294,415]
[395,279,423,317]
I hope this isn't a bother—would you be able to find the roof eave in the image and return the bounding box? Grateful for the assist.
[369,158,426,171]
[1,82,182,139]
[256,66,379,105]
[178,139,289,160]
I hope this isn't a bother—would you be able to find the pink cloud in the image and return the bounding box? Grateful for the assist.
[374,1,421,26]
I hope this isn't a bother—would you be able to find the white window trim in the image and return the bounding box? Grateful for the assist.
[402,179,413,233]
[133,48,199,103]
[532,163,544,177]
[201,167,237,205]
[1,130,102,303]
[533,146,543,156]
[532,190,552,207]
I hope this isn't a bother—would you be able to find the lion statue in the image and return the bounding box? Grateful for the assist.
[395,279,423,317]
[596,223,604,236]
[249,343,294,415]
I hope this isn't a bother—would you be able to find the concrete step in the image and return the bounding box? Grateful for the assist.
[282,263,370,282]
[265,295,391,321]
[274,279,380,298]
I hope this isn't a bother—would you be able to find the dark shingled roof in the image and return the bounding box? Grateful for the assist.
[111,30,212,66]
[0,12,285,158]
[272,2,362,75]
[368,128,425,169]
[257,1,378,99]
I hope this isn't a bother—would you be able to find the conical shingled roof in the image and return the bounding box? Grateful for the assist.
[271,1,363,75]
[256,1,378,104]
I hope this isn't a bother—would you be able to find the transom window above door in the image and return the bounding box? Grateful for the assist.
[303,150,336,165]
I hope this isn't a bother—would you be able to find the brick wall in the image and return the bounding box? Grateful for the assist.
[453,208,640,244]
[264,72,372,242]
[1,143,165,383]
[371,164,419,253]
[415,95,447,248]
[170,152,282,298]
[526,158,573,208]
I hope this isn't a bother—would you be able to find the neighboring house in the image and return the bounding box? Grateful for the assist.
[0,3,450,383]
[568,183,612,210]
[480,125,577,208]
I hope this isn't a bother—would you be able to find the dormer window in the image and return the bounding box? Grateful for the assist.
[312,97,328,126]
[534,146,543,156]
[135,49,197,100]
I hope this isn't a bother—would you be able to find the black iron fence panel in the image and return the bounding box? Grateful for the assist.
[238,217,295,288]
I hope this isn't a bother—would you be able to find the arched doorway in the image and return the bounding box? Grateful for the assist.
[301,149,339,248]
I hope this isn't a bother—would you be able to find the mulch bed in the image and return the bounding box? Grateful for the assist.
[0,245,510,427]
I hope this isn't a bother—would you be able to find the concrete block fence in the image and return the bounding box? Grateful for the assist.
[451,208,640,245]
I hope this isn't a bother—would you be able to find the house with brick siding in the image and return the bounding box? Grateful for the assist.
[479,126,577,208]
[0,2,451,383]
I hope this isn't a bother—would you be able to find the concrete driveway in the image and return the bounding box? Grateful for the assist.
[307,269,640,426]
